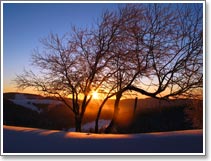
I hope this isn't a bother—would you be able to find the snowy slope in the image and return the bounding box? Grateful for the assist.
[9,94,61,113]
[3,125,203,154]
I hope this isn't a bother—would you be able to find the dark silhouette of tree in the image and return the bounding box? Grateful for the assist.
[15,22,118,132]
[94,5,150,133]
[104,4,203,133]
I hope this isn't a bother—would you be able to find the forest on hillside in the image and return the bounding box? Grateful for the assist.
[3,93,203,134]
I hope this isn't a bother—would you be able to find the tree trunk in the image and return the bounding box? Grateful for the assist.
[95,98,108,133]
[75,95,90,132]
[75,115,82,132]
[105,92,122,133]
[133,97,138,118]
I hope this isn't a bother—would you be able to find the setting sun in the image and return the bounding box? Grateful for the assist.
[92,91,99,99]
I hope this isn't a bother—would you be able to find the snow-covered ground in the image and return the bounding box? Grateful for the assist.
[68,119,110,132]
[9,94,61,113]
[2,125,203,154]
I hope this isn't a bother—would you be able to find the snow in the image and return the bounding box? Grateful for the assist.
[3,125,203,154]
[9,94,61,113]
[68,119,110,132]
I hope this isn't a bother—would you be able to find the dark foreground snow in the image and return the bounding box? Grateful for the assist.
[3,125,203,154]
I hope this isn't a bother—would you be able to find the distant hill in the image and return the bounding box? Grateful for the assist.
[3,93,74,130]
[3,92,44,100]
[3,92,203,133]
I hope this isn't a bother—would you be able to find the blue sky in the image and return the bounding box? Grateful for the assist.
[3,3,119,92]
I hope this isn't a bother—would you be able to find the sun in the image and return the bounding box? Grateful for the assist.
[92,91,99,99]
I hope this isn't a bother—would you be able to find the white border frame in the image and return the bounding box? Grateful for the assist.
[0,0,206,156]
[1,0,4,156]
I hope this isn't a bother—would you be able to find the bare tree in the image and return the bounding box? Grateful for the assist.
[93,5,150,133]
[15,23,117,132]
[129,4,203,98]
[105,4,203,133]
[15,6,124,132]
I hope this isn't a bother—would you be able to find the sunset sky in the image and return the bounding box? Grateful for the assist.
[2,2,203,96]
[3,3,119,93]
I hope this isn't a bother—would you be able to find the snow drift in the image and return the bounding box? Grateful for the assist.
[3,125,203,154]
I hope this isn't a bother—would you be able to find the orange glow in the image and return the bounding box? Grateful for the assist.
[64,132,131,139]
